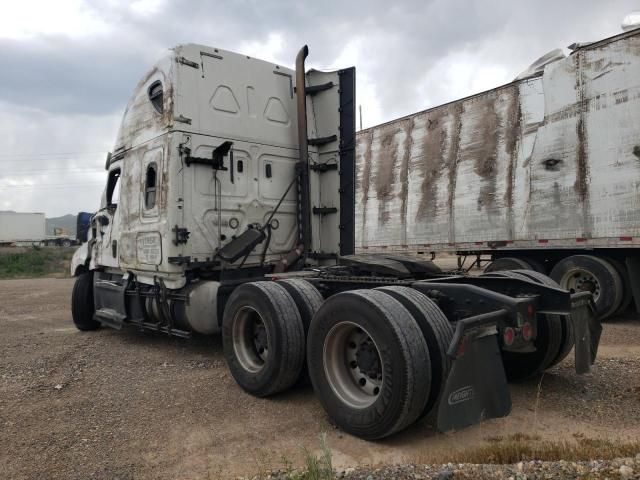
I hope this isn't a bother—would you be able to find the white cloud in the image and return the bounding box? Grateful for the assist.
[238,32,288,66]
[324,37,384,129]
[0,102,119,216]
[0,0,110,40]
[130,0,167,16]
[416,49,512,112]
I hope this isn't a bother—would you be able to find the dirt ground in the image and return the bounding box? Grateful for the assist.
[1,276,639,480]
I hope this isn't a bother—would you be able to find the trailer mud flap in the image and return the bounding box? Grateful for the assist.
[570,292,601,375]
[437,310,511,432]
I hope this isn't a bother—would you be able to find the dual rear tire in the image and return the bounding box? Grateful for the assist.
[222,281,453,439]
[221,281,306,397]
[488,254,632,320]
[549,255,628,320]
[307,289,431,439]
[485,256,546,274]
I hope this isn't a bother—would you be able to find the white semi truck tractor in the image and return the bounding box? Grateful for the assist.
[71,44,600,440]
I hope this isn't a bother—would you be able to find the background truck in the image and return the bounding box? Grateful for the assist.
[0,211,82,247]
[70,42,600,440]
[355,27,640,321]
[0,211,46,246]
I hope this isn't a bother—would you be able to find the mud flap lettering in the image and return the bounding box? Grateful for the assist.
[437,312,511,432]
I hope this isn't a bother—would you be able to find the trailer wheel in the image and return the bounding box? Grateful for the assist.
[512,270,574,368]
[602,257,633,316]
[276,279,324,384]
[307,289,431,440]
[71,271,100,331]
[485,257,545,274]
[374,286,453,420]
[485,270,563,381]
[550,255,623,320]
[222,282,305,397]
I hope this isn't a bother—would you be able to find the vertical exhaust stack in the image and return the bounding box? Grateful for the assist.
[295,45,311,259]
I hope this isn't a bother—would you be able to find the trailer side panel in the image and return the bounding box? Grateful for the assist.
[355,30,640,253]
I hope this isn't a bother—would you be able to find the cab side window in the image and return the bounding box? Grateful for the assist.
[144,163,157,209]
[148,81,163,114]
[106,168,121,209]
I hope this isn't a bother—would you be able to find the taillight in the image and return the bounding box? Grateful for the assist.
[503,327,515,346]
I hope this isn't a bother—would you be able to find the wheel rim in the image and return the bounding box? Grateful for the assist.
[232,306,269,373]
[323,322,383,409]
[559,268,601,301]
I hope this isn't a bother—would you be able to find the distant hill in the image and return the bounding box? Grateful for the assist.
[46,214,77,236]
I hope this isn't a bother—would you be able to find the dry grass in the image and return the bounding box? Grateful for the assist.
[259,433,333,480]
[423,433,640,465]
[298,432,333,480]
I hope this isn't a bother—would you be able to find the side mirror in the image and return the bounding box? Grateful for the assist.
[105,152,112,170]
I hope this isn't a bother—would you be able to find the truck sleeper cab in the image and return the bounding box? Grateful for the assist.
[70,44,601,440]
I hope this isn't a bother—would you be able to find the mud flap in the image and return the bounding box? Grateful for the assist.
[570,291,601,375]
[437,310,511,432]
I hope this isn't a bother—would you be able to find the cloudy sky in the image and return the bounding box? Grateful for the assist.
[0,0,637,217]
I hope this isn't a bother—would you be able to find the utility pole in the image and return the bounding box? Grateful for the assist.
[359,105,363,131]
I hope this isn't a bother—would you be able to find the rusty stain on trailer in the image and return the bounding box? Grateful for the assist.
[504,86,521,238]
[447,104,463,243]
[359,131,373,241]
[416,109,448,220]
[575,51,592,237]
[399,118,414,243]
[459,94,500,214]
[375,125,401,224]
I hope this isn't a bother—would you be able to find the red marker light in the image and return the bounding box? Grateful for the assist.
[527,304,535,316]
[503,327,515,346]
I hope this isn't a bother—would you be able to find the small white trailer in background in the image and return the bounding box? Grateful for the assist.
[355,27,640,320]
[0,211,46,245]
[0,211,75,247]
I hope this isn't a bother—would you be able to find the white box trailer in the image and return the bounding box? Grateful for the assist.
[355,28,640,320]
[0,211,46,243]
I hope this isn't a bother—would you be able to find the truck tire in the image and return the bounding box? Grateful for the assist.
[276,279,324,384]
[550,255,623,320]
[374,286,453,420]
[484,270,563,381]
[71,271,101,331]
[307,289,431,440]
[222,282,305,397]
[602,257,633,316]
[485,257,545,274]
[512,270,574,369]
